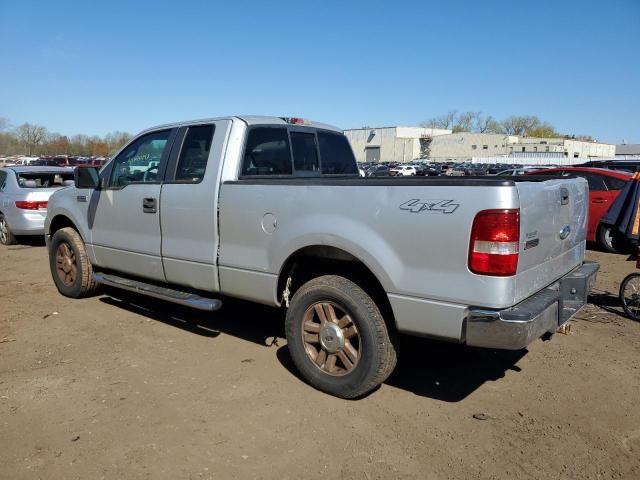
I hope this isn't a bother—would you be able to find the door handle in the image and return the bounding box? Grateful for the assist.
[592,198,607,204]
[143,197,157,213]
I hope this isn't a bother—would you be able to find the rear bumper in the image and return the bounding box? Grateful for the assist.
[466,261,599,350]
[6,210,47,235]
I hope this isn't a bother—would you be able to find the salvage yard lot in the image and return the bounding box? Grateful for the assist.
[1,244,639,479]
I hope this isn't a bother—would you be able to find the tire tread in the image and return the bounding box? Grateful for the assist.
[50,227,97,298]
[286,275,398,399]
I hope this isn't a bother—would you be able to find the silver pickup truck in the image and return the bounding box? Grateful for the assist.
[45,116,598,398]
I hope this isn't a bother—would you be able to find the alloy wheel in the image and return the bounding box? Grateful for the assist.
[301,301,361,376]
[55,242,77,286]
[0,217,7,244]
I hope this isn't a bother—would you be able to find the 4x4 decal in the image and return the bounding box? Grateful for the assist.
[399,199,459,214]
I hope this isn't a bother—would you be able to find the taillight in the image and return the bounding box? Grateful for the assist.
[15,201,48,210]
[468,209,520,276]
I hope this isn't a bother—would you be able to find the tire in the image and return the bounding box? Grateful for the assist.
[285,275,398,399]
[597,224,627,254]
[0,213,17,245]
[620,272,640,321]
[49,227,97,298]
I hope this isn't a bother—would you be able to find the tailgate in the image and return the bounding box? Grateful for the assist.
[514,177,588,303]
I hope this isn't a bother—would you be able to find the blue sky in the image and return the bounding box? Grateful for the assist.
[1,0,639,143]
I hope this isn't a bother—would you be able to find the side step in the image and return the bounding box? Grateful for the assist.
[93,272,222,312]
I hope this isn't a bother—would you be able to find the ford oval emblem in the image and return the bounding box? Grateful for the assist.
[559,225,571,240]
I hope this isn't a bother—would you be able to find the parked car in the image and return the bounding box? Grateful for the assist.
[45,115,597,399]
[11,157,41,166]
[447,164,467,176]
[365,165,390,177]
[496,167,546,176]
[485,165,507,175]
[414,164,441,176]
[578,159,640,174]
[464,165,488,176]
[0,166,74,245]
[524,167,631,252]
[390,165,417,176]
[76,157,108,168]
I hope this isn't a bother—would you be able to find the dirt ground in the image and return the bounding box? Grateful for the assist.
[1,242,639,480]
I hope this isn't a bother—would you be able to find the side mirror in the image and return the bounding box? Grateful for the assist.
[75,167,100,189]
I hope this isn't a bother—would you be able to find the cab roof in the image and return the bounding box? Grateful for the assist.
[138,116,343,136]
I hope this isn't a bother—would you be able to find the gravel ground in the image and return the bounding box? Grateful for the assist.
[1,243,639,480]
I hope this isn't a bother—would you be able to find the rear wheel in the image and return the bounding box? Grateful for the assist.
[620,273,640,321]
[285,275,398,399]
[0,214,17,246]
[49,227,97,298]
[597,225,626,253]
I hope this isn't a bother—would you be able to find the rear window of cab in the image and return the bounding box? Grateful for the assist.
[241,127,358,177]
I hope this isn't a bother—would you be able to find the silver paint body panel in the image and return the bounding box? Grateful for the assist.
[45,116,590,343]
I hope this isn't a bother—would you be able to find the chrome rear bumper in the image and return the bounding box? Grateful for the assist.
[466,261,599,350]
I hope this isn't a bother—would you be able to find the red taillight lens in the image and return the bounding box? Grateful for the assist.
[15,201,48,210]
[468,209,520,276]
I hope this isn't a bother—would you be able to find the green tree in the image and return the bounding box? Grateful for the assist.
[528,122,559,138]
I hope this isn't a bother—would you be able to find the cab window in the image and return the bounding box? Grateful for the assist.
[241,127,292,176]
[291,132,320,176]
[175,125,214,183]
[318,131,358,175]
[108,130,171,187]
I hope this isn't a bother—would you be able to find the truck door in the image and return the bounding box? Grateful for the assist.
[160,120,231,292]
[89,129,177,281]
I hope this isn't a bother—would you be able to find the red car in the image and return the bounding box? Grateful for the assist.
[525,167,631,252]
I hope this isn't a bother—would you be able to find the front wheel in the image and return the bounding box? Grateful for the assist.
[620,272,640,321]
[285,275,398,399]
[49,227,98,298]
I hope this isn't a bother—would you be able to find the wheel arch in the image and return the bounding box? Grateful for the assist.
[49,214,85,242]
[276,245,396,329]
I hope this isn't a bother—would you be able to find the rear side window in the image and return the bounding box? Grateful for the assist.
[579,173,607,191]
[242,127,292,176]
[318,132,358,175]
[603,176,628,191]
[175,125,215,183]
[0,171,6,191]
[291,132,320,176]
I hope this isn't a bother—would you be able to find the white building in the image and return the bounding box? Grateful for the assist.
[616,144,640,157]
[428,133,519,162]
[429,133,615,162]
[344,126,451,163]
[515,138,615,159]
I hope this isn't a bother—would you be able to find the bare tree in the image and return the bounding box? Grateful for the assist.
[453,111,479,133]
[474,114,502,134]
[105,131,132,154]
[0,117,10,132]
[500,116,541,136]
[421,110,458,130]
[14,123,48,155]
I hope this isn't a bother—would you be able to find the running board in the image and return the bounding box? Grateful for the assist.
[93,272,222,312]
